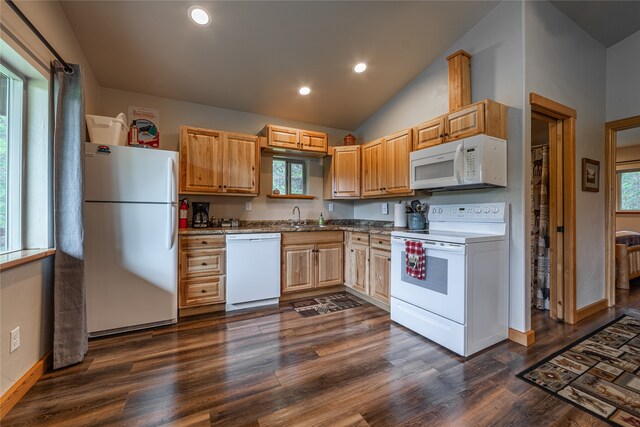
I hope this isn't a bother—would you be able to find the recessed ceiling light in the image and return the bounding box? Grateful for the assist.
[354,62,367,73]
[298,86,311,96]
[189,6,210,26]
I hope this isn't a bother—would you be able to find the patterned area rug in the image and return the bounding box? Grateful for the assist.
[517,315,640,426]
[290,294,361,317]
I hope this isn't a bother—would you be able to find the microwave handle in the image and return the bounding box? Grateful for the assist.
[454,144,464,184]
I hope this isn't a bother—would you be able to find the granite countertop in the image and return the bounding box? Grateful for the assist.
[178,220,409,236]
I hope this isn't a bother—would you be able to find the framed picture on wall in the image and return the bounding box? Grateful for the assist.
[582,158,600,192]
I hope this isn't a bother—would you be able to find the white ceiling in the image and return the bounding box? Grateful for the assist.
[60,1,499,130]
[550,1,640,47]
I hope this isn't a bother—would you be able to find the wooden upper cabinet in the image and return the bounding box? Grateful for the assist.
[412,99,507,151]
[300,130,328,153]
[361,139,385,197]
[265,125,328,154]
[446,102,485,141]
[180,128,224,193]
[179,126,259,196]
[268,125,299,150]
[224,133,259,194]
[331,146,360,198]
[384,129,412,195]
[414,116,446,151]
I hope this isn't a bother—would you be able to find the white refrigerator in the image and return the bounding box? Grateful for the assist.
[84,143,178,336]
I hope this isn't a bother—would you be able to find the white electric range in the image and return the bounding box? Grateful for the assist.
[390,202,509,357]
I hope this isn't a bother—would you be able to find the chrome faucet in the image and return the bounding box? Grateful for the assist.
[292,206,301,225]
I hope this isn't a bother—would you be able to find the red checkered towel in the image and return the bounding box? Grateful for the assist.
[405,240,426,280]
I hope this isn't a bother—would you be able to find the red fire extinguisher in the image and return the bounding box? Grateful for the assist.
[179,199,188,228]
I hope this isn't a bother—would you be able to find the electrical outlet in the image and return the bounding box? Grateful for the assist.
[381,203,388,215]
[328,203,334,212]
[245,201,252,211]
[10,326,20,353]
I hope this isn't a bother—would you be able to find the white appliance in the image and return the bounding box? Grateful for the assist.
[84,143,178,337]
[410,134,507,191]
[390,203,509,357]
[226,233,281,311]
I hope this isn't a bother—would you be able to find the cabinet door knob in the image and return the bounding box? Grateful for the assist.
[201,289,207,293]
[201,241,207,245]
[387,257,391,261]
[201,262,207,266]
[351,249,354,252]
[218,185,222,189]
[439,133,444,138]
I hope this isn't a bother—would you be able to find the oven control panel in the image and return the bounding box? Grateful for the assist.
[428,203,507,222]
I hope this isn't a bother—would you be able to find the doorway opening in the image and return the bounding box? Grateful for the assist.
[529,93,577,325]
[605,115,640,306]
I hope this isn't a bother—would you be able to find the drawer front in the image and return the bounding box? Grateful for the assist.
[181,249,225,278]
[370,234,391,251]
[181,235,225,250]
[181,276,225,307]
[350,232,369,246]
[282,231,343,245]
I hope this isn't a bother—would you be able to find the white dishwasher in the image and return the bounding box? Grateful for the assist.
[225,233,281,311]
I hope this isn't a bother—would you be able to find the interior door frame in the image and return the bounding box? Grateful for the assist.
[605,115,640,306]
[530,93,577,324]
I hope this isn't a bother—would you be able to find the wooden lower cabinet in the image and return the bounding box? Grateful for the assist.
[345,232,391,306]
[179,236,226,309]
[369,248,391,304]
[281,232,344,293]
[349,243,369,294]
[317,242,344,287]
[181,276,225,307]
[282,244,315,292]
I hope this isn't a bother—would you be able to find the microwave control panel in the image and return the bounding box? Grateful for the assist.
[465,148,477,178]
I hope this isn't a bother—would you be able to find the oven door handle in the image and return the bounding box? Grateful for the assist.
[392,237,466,254]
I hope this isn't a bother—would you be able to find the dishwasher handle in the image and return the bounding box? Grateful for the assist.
[226,233,282,241]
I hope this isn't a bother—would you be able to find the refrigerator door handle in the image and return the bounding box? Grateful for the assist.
[167,203,176,250]
[167,157,176,203]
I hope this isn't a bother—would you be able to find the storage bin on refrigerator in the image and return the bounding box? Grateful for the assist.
[86,113,128,146]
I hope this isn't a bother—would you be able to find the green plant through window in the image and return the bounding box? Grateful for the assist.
[619,170,640,211]
[273,158,306,195]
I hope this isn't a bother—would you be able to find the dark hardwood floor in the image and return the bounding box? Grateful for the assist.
[5,285,640,426]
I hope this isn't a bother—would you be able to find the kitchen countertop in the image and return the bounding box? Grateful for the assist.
[178,220,410,236]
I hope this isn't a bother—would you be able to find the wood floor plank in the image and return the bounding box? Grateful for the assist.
[3,286,639,426]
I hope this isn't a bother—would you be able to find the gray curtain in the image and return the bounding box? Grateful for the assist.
[531,146,550,310]
[52,60,87,369]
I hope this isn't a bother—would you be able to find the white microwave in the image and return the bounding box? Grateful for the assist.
[409,134,507,191]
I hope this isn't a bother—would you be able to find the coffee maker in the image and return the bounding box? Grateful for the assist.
[191,202,210,228]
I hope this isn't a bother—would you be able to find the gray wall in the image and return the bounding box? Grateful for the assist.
[353,1,528,331]
[0,259,53,395]
[524,0,607,309]
[100,88,355,221]
[606,29,640,122]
